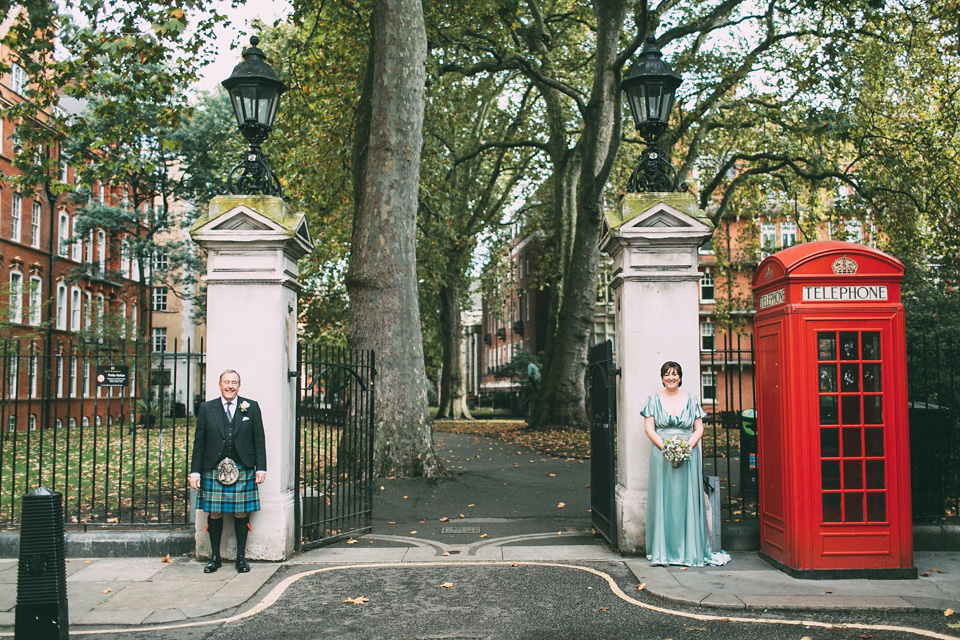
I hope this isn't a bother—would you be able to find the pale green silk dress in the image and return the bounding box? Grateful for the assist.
[642,393,730,566]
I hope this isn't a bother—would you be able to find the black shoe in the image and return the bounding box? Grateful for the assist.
[235,556,250,573]
[203,556,222,573]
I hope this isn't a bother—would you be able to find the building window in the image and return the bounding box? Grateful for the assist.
[760,223,777,257]
[845,219,863,242]
[7,357,18,398]
[84,291,92,328]
[153,249,168,272]
[71,217,82,262]
[97,230,106,269]
[58,212,70,257]
[701,370,717,403]
[68,417,76,428]
[701,321,715,351]
[30,202,40,247]
[120,240,131,279]
[96,294,105,340]
[700,270,715,302]
[9,272,23,324]
[132,304,138,336]
[7,416,16,432]
[28,357,37,397]
[56,356,64,398]
[29,414,37,431]
[55,418,63,429]
[152,327,167,353]
[781,221,797,248]
[85,231,93,263]
[83,360,90,397]
[10,63,27,95]
[119,301,127,337]
[69,356,77,397]
[56,284,67,330]
[11,193,22,242]
[28,277,41,325]
[152,286,168,312]
[70,287,81,331]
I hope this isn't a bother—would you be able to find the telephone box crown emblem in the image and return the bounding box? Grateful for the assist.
[831,255,858,275]
[764,265,774,281]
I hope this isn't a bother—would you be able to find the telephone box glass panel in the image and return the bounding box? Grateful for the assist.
[817,330,887,524]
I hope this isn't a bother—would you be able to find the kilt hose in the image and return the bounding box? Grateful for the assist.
[197,468,261,514]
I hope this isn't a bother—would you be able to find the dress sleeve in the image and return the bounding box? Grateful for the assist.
[690,395,707,420]
[640,394,657,418]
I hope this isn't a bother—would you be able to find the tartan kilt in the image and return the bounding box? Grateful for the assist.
[197,468,261,514]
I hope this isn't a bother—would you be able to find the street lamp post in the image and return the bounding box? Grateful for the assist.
[621,36,685,193]
[222,36,287,198]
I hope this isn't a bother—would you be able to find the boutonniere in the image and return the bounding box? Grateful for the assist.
[240,401,250,413]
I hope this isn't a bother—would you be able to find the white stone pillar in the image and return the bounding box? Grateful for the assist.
[189,195,313,561]
[600,193,713,555]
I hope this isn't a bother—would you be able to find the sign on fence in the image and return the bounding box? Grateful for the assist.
[96,365,129,387]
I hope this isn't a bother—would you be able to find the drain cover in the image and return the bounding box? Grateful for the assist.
[441,526,481,534]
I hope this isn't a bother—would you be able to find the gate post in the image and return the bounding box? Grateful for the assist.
[599,193,713,554]
[190,195,313,561]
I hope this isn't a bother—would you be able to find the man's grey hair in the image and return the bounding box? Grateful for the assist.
[219,369,241,383]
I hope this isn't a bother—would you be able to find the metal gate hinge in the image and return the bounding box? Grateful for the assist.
[609,367,621,377]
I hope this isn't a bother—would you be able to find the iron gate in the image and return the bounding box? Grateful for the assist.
[588,340,617,546]
[295,344,376,549]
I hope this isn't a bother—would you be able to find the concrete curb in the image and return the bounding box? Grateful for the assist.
[0,529,195,559]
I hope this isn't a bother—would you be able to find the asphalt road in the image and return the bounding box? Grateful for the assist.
[70,562,957,640]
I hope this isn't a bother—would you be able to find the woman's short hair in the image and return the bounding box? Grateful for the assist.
[660,361,683,386]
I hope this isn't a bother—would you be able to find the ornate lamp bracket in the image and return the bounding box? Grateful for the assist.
[625,142,687,194]
[225,145,284,198]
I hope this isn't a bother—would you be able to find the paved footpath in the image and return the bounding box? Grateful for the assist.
[0,431,959,638]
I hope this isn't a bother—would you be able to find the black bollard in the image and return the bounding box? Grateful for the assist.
[15,487,69,640]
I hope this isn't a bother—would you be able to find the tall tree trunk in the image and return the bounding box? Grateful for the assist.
[532,0,625,429]
[347,0,444,477]
[435,277,473,420]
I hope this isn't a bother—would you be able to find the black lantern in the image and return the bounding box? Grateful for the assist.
[620,36,686,193]
[222,36,287,198]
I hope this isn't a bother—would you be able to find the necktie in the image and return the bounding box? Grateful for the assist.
[226,402,233,422]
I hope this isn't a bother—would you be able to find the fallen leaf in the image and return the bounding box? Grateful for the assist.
[379,486,385,491]
[106,517,118,523]
[685,627,707,632]
[102,588,112,594]
[557,502,566,508]
[342,596,370,605]
[459,513,466,518]
[680,567,688,571]
[346,539,357,544]
[410,531,418,535]
[801,637,812,640]
[403,496,409,500]
[439,517,449,522]
[825,590,833,594]
[947,623,960,629]
[585,484,591,488]
[480,534,488,539]
[922,572,931,577]
[637,583,646,591]
[388,521,397,525]
[439,583,454,588]
[557,531,563,535]
[83,560,92,565]
[859,634,874,638]
[548,473,556,477]
[161,554,171,563]
[945,608,955,617]
[511,563,519,567]
[468,504,475,507]
[599,607,609,611]
[442,552,450,556]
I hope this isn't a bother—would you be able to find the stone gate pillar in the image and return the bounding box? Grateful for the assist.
[600,192,713,555]
[189,195,313,561]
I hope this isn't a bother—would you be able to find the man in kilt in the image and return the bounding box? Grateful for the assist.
[189,369,266,573]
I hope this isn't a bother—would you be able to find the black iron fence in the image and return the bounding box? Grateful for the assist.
[587,340,617,547]
[907,335,960,521]
[0,338,204,527]
[296,343,375,549]
[700,333,757,521]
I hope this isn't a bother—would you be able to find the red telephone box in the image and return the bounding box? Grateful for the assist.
[752,241,915,578]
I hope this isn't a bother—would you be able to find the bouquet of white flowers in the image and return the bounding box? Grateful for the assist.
[661,436,692,468]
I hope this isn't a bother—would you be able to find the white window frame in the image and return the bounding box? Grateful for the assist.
[119,301,127,337]
[760,223,777,256]
[781,221,797,248]
[83,360,91,397]
[58,212,69,257]
[9,271,23,324]
[152,327,167,353]
[84,291,92,328]
[56,284,67,330]
[120,240,131,279]
[97,230,106,268]
[30,201,40,247]
[10,63,27,95]
[152,286,168,312]
[701,321,715,352]
[11,193,22,242]
[7,357,18,398]
[70,287,81,331]
[28,356,37,397]
[71,217,82,261]
[701,370,717,404]
[56,355,64,398]
[699,269,715,303]
[85,231,93,263]
[69,356,77,397]
[845,219,863,242]
[28,276,41,325]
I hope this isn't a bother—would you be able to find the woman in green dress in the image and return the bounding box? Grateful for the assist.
[642,361,730,566]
